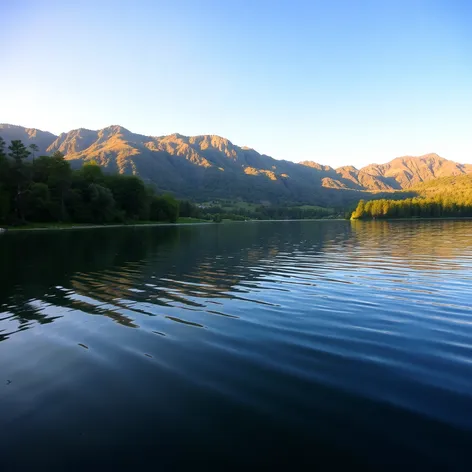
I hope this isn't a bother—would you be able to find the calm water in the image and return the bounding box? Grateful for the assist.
[1,220,472,470]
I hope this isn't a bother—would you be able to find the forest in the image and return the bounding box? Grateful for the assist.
[199,203,335,221]
[0,138,182,225]
[351,174,472,219]
[6,136,470,226]
[351,196,472,219]
[0,137,338,226]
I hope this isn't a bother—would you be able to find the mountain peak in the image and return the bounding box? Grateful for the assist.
[299,161,333,172]
[1,124,471,201]
[100,125,131,135]
[336,165,358,172]
[394,153,443,162]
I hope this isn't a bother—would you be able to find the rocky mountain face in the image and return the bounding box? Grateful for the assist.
[301,154,472,191]
[0,124,56,155]
[1,124,471,205]
[361,154,472,189]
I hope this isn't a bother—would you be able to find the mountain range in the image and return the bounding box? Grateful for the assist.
[1,124,471,206]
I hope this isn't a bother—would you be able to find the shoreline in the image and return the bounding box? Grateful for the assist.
[5,216,469,232]
[0,218,344,232]
[350,217,472,221]
[0,221,213,232]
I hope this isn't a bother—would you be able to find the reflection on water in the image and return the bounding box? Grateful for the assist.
[1,221,472,470]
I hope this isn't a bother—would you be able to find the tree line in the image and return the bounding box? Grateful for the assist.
[0,137,366,226]
[0,138,189,225]
[351,196,472,219]
[200,204,335,221]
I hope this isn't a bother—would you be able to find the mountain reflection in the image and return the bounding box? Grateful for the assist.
[1,220,472,341]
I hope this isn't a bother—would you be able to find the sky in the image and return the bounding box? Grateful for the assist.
[1,0,471,168]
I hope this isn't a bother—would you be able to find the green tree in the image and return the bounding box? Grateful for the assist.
[8,140,31,221]
[0,189,10,222]
[48,153,71,221]
[87,183,116,223]
[64,188,89,222]
[29,143,39,163]
[77,160,104,184]
[0,137,10,222]
[350,195,472,220]
[179,200,202,219]
[0,146,201,225]
[25,183,51,221]
[106,174,149,220]
[32,153,72,221]
[0,137,6,159]
[8,140,31,164]
[150,194,179,222]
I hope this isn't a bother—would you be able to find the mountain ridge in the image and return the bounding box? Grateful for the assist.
[1,124,471,205]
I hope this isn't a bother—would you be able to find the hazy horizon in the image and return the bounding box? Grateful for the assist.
[2,0,471,168]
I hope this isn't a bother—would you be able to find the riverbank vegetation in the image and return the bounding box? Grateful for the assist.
[351,197,472,219]
[351,174,472,219]
[198,201,337,221]
[0,137,343,226]
[0,138,182,225]
[9,137,470,227]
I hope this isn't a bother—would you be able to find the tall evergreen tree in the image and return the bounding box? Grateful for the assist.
[0,137,6,159]
[29,143,39,163]
[8,140,31,221]
[8,140,31,164]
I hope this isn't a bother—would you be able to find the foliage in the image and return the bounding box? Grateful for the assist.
[29,144,39,162]
[179,200,202,219]
[150,194,179,223]
[351,196,472,219]
[0,137,6,160]
[8,140,31,163]
[351,175,472,220]
[0,138,182,225]
[106,174,149,220]
[24,183,51,221]
[200,202,336,221]
[412,174,472,201]
[7,140,32,220]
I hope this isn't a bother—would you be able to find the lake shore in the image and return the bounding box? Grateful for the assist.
[0,217,348,232]
[0,218,212,232]
[5,217,472,232]
[350,216,472,221]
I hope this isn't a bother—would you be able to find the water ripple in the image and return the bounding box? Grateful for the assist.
[1,220,472,469]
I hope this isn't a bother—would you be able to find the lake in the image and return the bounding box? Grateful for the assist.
[1,220,472,470]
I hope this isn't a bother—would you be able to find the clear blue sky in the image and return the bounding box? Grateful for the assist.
[2,0,471,168]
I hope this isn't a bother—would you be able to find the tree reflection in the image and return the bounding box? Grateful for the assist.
[1,220,471,341]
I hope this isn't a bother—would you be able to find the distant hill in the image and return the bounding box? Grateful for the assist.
[302,154,472,191]
[1,124,471,205]
[0,124,56,155]
[412,173,472,200]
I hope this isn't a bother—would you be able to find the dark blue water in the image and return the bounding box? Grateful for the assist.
[1,220,472,470]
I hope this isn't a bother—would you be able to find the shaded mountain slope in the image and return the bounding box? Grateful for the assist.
[0,124,56,155]
[1,124,471,205]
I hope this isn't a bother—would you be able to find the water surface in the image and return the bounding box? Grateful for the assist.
[1,220,472,470]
